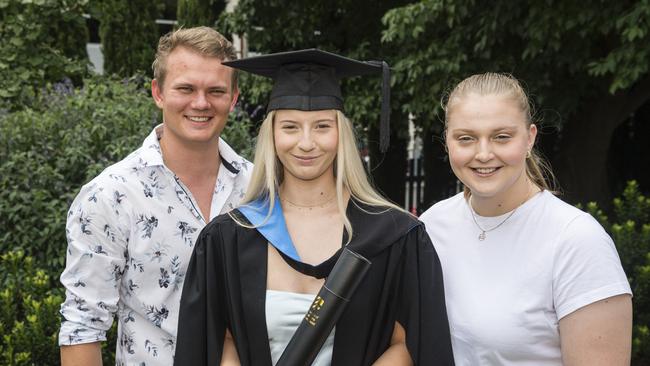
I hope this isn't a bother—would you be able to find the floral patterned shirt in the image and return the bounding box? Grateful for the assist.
[59,125,252,365]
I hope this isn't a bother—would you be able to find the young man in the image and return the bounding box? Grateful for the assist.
[59,27,251,366]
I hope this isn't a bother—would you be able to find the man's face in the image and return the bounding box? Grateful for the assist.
[151,46,238,149]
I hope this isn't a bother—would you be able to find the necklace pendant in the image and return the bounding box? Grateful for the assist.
[478,231,486,241]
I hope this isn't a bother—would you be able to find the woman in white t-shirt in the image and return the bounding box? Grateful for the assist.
[419,72,632,365]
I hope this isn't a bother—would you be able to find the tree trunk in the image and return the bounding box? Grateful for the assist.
[553,76,650,206]
[368,110,408,207]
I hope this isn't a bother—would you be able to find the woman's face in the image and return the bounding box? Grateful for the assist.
[274,109,339,183]
[445,94,536,203]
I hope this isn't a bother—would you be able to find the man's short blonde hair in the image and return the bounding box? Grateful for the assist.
[152,26,238,89]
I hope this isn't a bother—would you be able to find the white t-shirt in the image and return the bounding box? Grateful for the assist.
[419,190,631,365]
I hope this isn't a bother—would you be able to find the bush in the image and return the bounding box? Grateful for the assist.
[0,0,89,111]
[585,180,650,365]
[0,250,63,365]
[0,75,159,275]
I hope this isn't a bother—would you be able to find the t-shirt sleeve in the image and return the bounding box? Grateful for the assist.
[552,213,632,320]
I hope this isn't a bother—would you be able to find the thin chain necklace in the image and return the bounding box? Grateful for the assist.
[281,193,336,211]
[468,198,518,241]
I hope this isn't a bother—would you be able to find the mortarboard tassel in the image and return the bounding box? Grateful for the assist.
[380,61,391,153]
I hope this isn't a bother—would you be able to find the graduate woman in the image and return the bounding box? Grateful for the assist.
[419,73,632,365]
[174,49,454,366]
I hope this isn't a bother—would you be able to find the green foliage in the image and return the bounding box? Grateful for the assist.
[585,181,650,364]
[0,250,63,365]
[95,0,160,76]
[0,75,159,274]
[382,0,650,128]
[177,0,226,28]
[0,0,89,111]
[221,104,256,161]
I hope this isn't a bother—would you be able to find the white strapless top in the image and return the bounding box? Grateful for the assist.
[266,289,335,366]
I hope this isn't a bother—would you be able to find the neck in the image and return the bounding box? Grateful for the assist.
[470,173,540,216]
[280,171,337,207]
[159,129,220,180]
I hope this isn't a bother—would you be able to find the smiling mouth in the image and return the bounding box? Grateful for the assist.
[186,116,211,122]
[472,167,500,175]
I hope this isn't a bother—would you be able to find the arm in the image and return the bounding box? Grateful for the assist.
[559,294,632,366]
[60,342,102,366]
[220,329,241,366]
[59,185,127,357]
[372,322,413,366]
[553,215,633,365]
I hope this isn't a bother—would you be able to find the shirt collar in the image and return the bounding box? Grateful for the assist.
[138,124,249,177]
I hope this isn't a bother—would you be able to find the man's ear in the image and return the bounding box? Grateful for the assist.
[151,79,164,109]
[229,85,239,112]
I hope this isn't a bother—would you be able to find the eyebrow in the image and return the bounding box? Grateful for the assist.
[277,118,336,124]
[171,81,229,89]
[449,125,519,134]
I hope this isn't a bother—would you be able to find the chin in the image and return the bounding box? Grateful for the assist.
[287,168,328,182]
[464,182,502,198]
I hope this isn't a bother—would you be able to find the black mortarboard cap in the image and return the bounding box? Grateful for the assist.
[223,49,391,152]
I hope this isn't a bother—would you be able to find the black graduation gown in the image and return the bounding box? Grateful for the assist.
[174,201,454,365]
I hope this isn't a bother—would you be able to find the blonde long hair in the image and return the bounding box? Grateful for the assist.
[235,110,406,242]
[443,73,557,196]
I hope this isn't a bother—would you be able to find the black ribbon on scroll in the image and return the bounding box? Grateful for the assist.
[276,247,372,366]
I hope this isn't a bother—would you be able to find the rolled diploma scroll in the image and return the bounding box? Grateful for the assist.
[276,247,372,366]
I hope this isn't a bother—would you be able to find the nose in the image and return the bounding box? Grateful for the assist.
[297,130,315,151]
[475,139,494,162]
[191,91,210,110]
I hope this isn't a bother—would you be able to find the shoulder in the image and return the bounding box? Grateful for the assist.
[532,192,620,272]
[203,210,243,233]
[419,192,465,225]
[200,209,258,240]
[69,149,144,205]
[532,191,604,237]
[347,201,425,257]
[352,200,420,230]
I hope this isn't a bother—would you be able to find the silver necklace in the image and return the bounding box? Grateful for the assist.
[468,198,518,241]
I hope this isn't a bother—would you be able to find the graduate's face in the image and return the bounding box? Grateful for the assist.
[274,109,339,182]
[151,47,238,148]
[445,94,536,202]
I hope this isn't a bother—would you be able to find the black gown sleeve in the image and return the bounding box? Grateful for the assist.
[174,227,227,366]
[397,225,455,365]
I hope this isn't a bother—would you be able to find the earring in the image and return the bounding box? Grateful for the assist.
[526,150,532,159]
